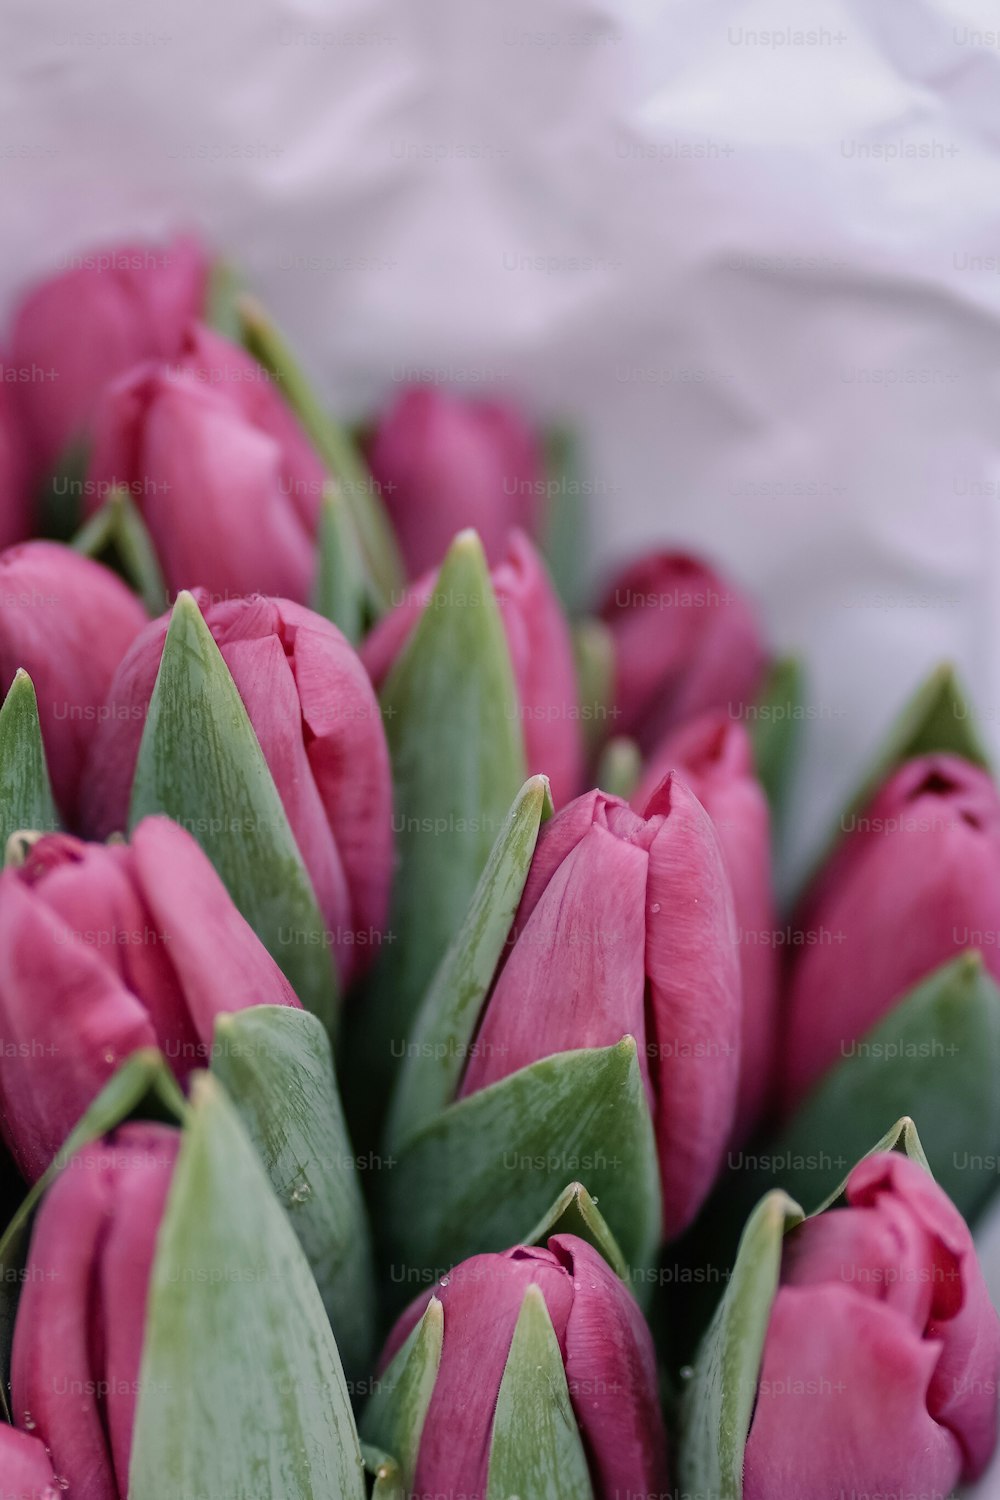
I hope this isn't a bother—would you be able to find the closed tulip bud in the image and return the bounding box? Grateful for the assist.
[9,1124,179,1500]
[80,593,393,987]
[0,1427,60,1499]
[598,550,768,752]
[635,711,777,1143]
[10,236,207,473]
[0,376,31,550]
[363,529,583,807]
[379,1234,668,1499]
[783,753,1000,1111]
[0,542,148,823]
[744,1153,1000,1496]
[86,323,326,602]
[367,385,544,577]
[0,817,299,1180]
[459,776,741,1236]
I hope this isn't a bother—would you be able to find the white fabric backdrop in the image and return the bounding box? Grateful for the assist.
[5,0,1000,1486]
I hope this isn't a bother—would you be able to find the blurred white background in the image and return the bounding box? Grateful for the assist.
[5,5,1000,1480]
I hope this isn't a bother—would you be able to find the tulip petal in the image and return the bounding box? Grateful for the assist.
[0,1426,60,1497]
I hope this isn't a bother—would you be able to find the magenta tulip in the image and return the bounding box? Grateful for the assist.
[744,1152,1000,1496]
[86,322,326,602]
[0,376,31,550]
[598,550,768,752]
[10,236,207,473]
[0,1426,60,1498]
[635,710,777,1143]
[8,1123,179,1500]
[0,816,299,1180]
[459,776,741,1237]
[368,385,545,577]
[363,529,583,807]
[783,752,1000,1111]
[380,1234,668,1498]
[80,592,393,986]
[0,542,148,823]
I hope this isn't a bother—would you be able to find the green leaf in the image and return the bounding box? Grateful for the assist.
[0,671,59,850]
[573,618,616,759]
[747,656,804,824]
[487,1284,594,1500]
[128,592,337,1030]
[0,1049,183,1419]
[379,1039,661,1311]
[363,1445,406,1500]
[71,487,168,616]
[595,736,641,802]
[355,532,526,1128]
[678,1190,803,1500]
[311,486,370,646]
[237,294,404,607]
[360,1297,443,1494]
[540,425,587,615]
[129,1074,366,1500]
[767,954,1000,1220]
[210,1005,376,1381]
[206,258,245,341]
[810,1115,931,1216]
[524,1181,629,1282]
[38,438,88,540]
[385,774,551,1151]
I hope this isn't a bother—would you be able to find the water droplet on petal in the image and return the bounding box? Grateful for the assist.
[649,902,661,915]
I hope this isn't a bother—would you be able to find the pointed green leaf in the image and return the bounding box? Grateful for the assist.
[312,485,371,645]
[128,592,337,1030]
[811,1115,931,1216]
[525,1181,629,1282]
[130,1074,366,1500]
[237,294,404,606]
[360,1297,443,1493]
[210,1004,375,1380]
[0,1049,183,1418]
[678,1190,803,1500]
[386,774,551,1151]
[540,424,587,615]
[380,1039,661,1309]
[356,533,526,1124]
[487,1284,594,1500]
[363,1445,406,1500]
[766,954,1000,1219]
[573,617,617,758]
[206,258,245,341]
[38,438,88,539]
[71,487,167,616]
[0,671,59,849]
[595,736,641,802]
[747,656,804,824]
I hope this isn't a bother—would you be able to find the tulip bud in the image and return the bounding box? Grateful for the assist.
[598,550,768,752]
[635,711,777,1142]
[0,376,31,550]
[744,1152,1000,1496]
[378,1234,668,1499]
[363,529,583,807]
[0,542,148,823]
[86,322,326,603]
[367,385,545,577]
[458,776,741,1236]
[0,816,299,1180]
[10,236,207,473]
[8,1123,179,1500]
[783,752,1000,1111]
[0,1427,60,1499]
[80,592,393,987]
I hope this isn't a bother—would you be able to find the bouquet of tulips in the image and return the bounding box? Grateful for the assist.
[0,234,999,1500]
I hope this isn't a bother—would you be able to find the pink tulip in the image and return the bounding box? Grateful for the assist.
[86,322,326,603]
[598,550,768,752]
[10,236,207,474]
[0,542,148,823]
[0,1426,60,1499]
[459,776,741,1237]
[80,592,393,987]
[635,710,777,1143]
[368,385,545,577]
[363,529,583,807]
[0,376,31,550]
[9,1123,179,1500]
[0,816,299,1180]
[379,1234,668,1498]
[744,1152,1000,1496]
[783,752,1000,1111]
